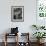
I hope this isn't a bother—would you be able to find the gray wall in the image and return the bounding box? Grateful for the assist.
[0,0,36,42]
[0,0,36,34]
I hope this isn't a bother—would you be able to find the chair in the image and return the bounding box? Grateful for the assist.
[4,33,18,46]
[18,33,30,46]
[4,27,19,46]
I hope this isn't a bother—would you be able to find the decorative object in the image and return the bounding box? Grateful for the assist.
[33,32,46,43]
[11,6,24,22]
[11,27,18,34]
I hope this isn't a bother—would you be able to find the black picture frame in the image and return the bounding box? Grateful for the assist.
[11,6,24,22]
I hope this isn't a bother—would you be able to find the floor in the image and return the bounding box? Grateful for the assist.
[0,42,46,46]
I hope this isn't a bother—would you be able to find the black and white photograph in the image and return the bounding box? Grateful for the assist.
[11,6,24,22]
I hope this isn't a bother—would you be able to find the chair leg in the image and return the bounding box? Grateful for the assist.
[4,41,7,46]
[4,33,7,46]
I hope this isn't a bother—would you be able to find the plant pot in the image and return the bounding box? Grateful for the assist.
[37,39,45,44]
[40,38,45,43]
[37,39,40,43]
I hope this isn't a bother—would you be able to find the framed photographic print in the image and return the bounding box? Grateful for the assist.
[11,6,24,22]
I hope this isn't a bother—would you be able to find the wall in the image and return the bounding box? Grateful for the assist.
[0,0,36,42]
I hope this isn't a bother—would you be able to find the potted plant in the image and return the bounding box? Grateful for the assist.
[33,32,46,43]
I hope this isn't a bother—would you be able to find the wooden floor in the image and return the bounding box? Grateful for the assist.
[0,42,46,46]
